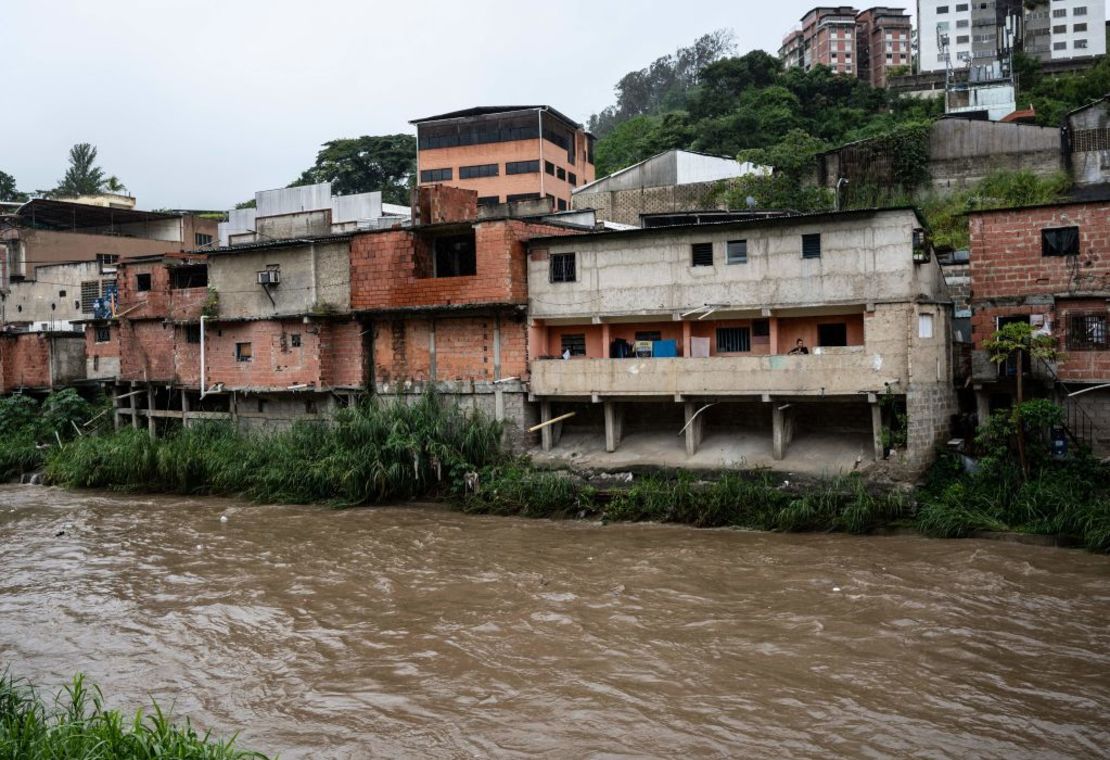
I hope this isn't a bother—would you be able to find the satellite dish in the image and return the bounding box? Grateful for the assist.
[746,196,758,209]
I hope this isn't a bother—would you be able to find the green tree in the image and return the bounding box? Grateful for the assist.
[103,175,127,194]
[55,143,107,197]
[593,113,693,177]
[0,170,28,203]
[984,321,1059,477]
[292,134,415,206]
[714,129,834,212]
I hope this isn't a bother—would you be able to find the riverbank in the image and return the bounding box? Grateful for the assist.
[0,672,267,759]
[5,391,1109,552]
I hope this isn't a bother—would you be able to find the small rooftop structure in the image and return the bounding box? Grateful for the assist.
[410,105,585,130]
[574,150,771,196]
[11,198,181,231]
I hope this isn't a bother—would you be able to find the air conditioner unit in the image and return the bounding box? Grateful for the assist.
[257,269,281,285]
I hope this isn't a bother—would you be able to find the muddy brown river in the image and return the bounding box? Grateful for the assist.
[1,485,1108,758]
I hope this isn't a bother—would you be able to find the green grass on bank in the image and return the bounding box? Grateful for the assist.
[7,390,1108,552]
[0,672,267,759]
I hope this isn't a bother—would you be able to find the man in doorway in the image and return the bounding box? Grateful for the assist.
[788,338,809,355]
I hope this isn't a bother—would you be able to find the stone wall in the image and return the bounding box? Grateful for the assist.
[571,181,725,227]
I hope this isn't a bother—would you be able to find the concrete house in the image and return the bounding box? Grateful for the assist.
[968,198,1110,454]
[526,208,955,472]
[1064,96,1110,193]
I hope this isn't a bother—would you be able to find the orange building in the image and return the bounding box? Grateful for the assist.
[412,106,595,212]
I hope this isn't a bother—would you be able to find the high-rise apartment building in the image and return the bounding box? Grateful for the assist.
[1024,0,1106,61]
[778,6,912,87]
[412,106,595,212]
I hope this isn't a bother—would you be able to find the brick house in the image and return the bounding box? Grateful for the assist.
[968,198,1110,453]
[350,185,586,445]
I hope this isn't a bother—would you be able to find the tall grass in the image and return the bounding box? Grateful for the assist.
[0,671,267,759]
[0,390,106,482]
[459,462,597,518]
[46,393,505,506]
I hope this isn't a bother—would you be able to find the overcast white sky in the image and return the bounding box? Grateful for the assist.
[3,0,915,209]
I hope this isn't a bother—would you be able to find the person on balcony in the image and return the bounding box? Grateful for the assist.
[788,338,809,355]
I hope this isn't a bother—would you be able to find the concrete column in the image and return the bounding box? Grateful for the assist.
[130,381,139,430]
[146,384,156,437]
[428,318,437,382]
[113,385,122,431]
[769,316,780,354]
[682,321,692,358]
[182,390,191,430]
[772,403,794,461]
[492,315,502,379]
[540,399,563,451]
[975,387,991,429]
[684,401,704,456]
[871,399,884,461]
[604,400,623,453]
[601,322,611,357]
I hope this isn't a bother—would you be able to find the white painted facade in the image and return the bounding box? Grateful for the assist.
[1045,0,1106,58]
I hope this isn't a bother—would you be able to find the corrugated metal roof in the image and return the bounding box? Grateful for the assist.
[200,233,354,257]
[410,105,583,129]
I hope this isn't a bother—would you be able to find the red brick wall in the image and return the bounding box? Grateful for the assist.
[119,320,179,382]
[969,202,1110,302]
[319,320,366,388]
[117,256,207,322]
[350,220,575,311]
[970,202,1110,382]
[413,184,478,225]
[0,333,52,391]
[372,315,528,385]
[85,325,120,362]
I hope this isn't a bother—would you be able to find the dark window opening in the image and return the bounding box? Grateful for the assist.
[568,172,577,186]
[420,168,452,183]
[477,196,500,206]
[236,342,252,362]
[635,331,662,342]
[136,273,152,292]
[95,325,111,343]
[58,289,66,297]
[753,319,770,337]
[506,160,539,175]
[726,239,748,264]
[417,114,540,150]
[1042,226,1079,257]
[716,327,751,353]
[459,163,499,179]
[434,233,477,278]
[170,265,208,289]
[185,324,201,344]
[561,333,586,356]
[556,167,566,180]
[691,242,714,267]
[557,198,567,211]
[802,233,822,259]
[817,323,848,347]
[545,161,556,176]
[507,193,541,203]
[1068,313,1108,350]
[550,252,576,283]
[291,333,301,347]
[194,232,213,247]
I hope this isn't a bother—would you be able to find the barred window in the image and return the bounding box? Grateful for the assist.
[802,233,822,259]
[550,252,576,283]
[691,242,713,267]
[560,333,586,356]
[716,327,751,353]
[1068,313,1108,351]
[80,280,101,314]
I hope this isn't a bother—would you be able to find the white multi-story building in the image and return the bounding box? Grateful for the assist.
[1039,0,1106,60]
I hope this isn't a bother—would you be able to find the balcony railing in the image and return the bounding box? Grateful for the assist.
[530,346,903,397]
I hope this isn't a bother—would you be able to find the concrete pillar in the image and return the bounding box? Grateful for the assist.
[769,316,780,354]
[130,381,139,430]
[428,318,437,382]
[113,385,122,431]
[146,384,156,437]
[604,400,623,452]
[182,390,191,430]
[684,401,704,456]
[772,403,794,461]
[601,322,611,357]
[871,399,884,461]
[540,399,563,451]
[682,321,692,358]
[975,387,991,429]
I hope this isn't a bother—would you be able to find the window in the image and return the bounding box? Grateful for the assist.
[937,5,949,13]
[95,325,111,343]
[507,193,541,203]
[955,2,967,10]
[726,239,748,264]
[691,242,714,267]
[1054,41,1067,50]
[434,233,477,277]
[1075,39,1088,49]
[235,342,252,362]
[185,324,201,344]
[477,196,500,206]
[817,323,848,347]
[568,172,577,186]
[550,252,576,283]
[1053,24,1067,33]
[956,35,969,44]
[560,333,586,356]
[505,160,539,175]
[957,19,969,27]
[919,313,934,339]
[1068,313,1108,350]
[1073,6,1087,16]
[170,265,207,289]
[96,253,118,273]
[80,281,100,314]
[290,333,301,348]
[544,161,556,176]
[58,289,66,297]
[420,168,452,183]
[635,331,662,343]
[194,233,213,247]
[556,167,566,180]
[1053,7,1067,17]
[136,273,152,292]
[716,327,751,353]
[459,163,499,179]
[557,198,567,211]
[753,319,770,338]
[802,233,821,259]
[1074,22,1087,32]
[1042,226,1079,257]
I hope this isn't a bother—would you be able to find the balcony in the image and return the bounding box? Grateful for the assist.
[530,346,902,398]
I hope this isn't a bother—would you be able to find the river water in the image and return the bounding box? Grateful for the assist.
[1,485,1108,759]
